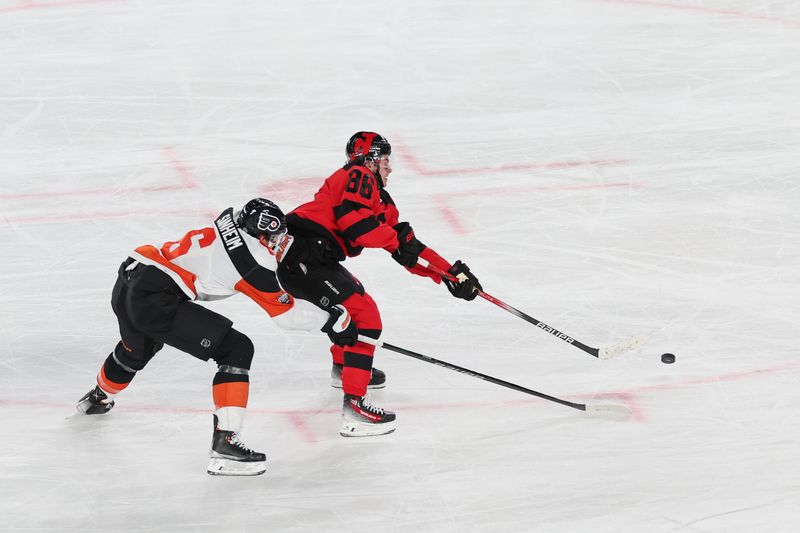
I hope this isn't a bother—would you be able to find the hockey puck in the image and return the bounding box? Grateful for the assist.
[661,353,676,364]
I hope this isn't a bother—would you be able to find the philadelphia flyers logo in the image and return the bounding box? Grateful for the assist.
[257,211,282,233]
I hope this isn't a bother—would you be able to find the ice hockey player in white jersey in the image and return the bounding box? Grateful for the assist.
[75,198,356,476]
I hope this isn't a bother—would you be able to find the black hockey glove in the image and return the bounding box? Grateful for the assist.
[444,260,482,301]
[321,305,358,347]
[391,222,426,268]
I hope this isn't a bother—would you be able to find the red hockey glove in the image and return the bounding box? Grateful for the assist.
[444,260,482,301]
[391,222,426,268]
[321,305,358,346]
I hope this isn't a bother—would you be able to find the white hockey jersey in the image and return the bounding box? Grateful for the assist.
[131,208,327,331]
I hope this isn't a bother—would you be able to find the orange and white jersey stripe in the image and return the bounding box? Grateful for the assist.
[131,209,290,316]
[130,208,332,330]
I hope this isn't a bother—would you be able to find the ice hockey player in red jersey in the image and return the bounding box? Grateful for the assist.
[76,198,356,476]
[276,132,482,437]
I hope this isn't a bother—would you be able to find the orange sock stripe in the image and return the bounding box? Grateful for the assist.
[213,382,249,409]
[97,367,129,395]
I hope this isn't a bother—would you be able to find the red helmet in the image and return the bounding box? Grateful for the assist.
[346,132,392,163]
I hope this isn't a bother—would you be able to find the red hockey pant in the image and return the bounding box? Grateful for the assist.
[331,291,382,396]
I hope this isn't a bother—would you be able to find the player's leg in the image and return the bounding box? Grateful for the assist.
[336,290,396,437]
[278,258,395,435]
[76,339,163,415]
[131,292,267,475]
[330,347,386,389]
[131,286,266,475]
[120,266,266,475]
[278,258,386,388]
[77,260,163,415]
[205,328,266,476]
[317,267,386,389]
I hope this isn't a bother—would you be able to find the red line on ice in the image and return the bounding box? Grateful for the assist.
[433,181,640,234]
[389,139,633,234]
[0,145,198,201]
[592,0,800,28]
[435,203,470,236]
[161,146,200,189]
[440,181,639,199]
[0,184,183,201]
[396,147,627,177]
[285,413,319,444]
[5,361,799,431]
[3,207,218,224]
[259,177,323,203]
[0,0,116,14]
[622,362,800,395]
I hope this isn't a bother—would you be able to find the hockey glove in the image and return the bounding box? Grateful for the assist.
[391,222,426,268]
[444,260,482,301]
[321,305,358,347]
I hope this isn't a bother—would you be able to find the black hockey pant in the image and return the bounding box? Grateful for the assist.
[109,258,238,373]
[277,241,382,396]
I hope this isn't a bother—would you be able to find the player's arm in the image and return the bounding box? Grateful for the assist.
[404,246,451,283]
[236,279,357,344]
[234,278,294,318]
[389,221,482,301]
[242,287,359,349]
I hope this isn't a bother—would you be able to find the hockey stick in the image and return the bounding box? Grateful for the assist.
[418,260,647,360]
[358,336,630,418]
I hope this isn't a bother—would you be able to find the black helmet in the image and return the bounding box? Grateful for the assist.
[236,198,286,239]
[346,132,391,163]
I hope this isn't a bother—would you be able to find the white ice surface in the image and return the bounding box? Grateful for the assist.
[2,1,800,532]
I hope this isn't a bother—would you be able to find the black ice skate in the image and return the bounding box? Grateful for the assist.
[331,363,386,390]
[207,416,266,476]
[76,386,115,415]
[340,394,396,437]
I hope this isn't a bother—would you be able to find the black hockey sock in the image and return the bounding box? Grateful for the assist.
[97,352,136,396]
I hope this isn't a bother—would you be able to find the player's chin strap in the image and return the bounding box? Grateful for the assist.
[415,258,647,360]
[357,335,630,419]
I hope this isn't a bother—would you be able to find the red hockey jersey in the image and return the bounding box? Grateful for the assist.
[287,164,452,282]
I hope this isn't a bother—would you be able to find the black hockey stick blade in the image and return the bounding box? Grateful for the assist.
[360,337,631,419]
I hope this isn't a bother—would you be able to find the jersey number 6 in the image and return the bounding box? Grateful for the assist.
[162,228,216,260]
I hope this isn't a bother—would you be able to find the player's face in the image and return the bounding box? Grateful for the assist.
[376,155,392,186]
[260,231,287,253]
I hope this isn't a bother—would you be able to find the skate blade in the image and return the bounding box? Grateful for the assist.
[207,456,266,476]
[73,401,112,416]
[339,419,397,437]
[65,410,83,420]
